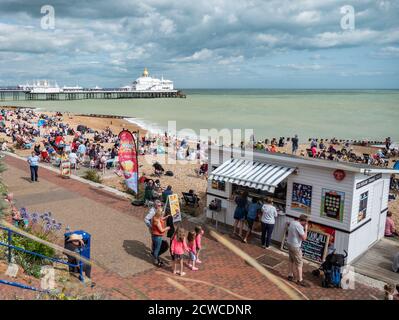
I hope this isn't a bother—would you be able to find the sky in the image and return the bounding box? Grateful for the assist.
[0,0,398,89]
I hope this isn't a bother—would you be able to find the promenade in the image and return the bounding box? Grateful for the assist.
[1,155,384,300]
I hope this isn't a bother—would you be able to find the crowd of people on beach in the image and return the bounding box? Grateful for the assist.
[250,135,398,168]
[0,108,208,179]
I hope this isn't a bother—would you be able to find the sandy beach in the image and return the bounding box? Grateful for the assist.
[1,105,398,225]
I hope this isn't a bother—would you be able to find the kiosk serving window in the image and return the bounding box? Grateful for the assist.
[232,181,287,212]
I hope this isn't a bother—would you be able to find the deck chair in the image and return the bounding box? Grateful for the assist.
[182,192,199,208]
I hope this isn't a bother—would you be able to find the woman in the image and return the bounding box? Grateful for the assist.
[233,191,248,238]
[151,208,170,267]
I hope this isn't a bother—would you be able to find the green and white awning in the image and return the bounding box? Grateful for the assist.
[209,158,295,192]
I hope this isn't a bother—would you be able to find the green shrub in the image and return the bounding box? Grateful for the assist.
[82,169,102,183]
[12,232,56,277]
[0,228,57,278]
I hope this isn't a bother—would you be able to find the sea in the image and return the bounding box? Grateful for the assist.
[1,89,398,143]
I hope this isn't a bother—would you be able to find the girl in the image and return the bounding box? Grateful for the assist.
[195,226,204,264]
[187,231,198,271]
[171,228,188,276]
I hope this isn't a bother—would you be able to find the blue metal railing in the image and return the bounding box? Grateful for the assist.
[0,225,84,282]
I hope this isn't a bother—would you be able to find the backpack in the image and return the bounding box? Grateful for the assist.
[165,170,174,176]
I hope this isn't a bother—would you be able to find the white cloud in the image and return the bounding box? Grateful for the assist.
[294,11,321,24]
[256,34,279,45]
[176,48,215,62]
[274,64,323,71]
[218,55,244,65]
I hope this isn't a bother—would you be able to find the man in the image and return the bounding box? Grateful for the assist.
[68,150,78,170]
[144,200,162,232]
[385,212,399,237]
[77,142,86,158]
[287,214,309,287]
[292,134,299,154]
[27,151,39,182]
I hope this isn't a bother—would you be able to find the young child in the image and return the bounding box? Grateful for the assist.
[171,228,188,276]
[187,231,198,271]
[195,226,204,264]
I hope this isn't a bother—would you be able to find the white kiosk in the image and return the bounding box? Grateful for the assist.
[206,146,398,264]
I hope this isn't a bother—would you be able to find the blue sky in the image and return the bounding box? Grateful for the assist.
[0,0,398,88]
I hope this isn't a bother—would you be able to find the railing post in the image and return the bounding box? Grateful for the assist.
[79,249,84,282]
[7,229,12,263]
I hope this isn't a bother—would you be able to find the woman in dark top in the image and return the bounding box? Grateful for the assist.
[233,191,248,238]
[165,210,176,260]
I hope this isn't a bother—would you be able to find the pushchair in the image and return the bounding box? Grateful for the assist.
[312,249,347,288]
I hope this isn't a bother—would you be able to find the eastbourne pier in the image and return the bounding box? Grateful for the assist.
[0,68,186,101]
[0,88,185,101]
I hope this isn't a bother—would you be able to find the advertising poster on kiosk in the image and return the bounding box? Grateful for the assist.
[118,130,138,194]
[291,182,312,215]
[320,189,345,222]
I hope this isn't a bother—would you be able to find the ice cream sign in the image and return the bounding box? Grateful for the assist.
[118,130,138,194]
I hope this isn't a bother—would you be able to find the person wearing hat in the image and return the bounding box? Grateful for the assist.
[64,234,93,285]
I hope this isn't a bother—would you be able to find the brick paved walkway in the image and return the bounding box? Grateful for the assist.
[1,155,385,300]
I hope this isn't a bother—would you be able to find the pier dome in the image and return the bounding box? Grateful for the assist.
[125,68,174,91]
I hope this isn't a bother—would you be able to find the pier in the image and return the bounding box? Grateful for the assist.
[0,88,186,101]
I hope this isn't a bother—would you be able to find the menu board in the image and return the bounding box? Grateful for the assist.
[320,189,345,221]
[166,194,182,223]
[281,224,330,264]
[60,161,71,178]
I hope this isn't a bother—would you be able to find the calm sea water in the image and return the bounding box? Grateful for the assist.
[1,89,398,142]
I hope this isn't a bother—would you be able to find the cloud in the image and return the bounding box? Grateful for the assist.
[274,64,323,71]
[175,49,215,62]
[0,0,397,88]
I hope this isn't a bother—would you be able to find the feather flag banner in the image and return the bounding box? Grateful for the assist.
[118,130,138,194]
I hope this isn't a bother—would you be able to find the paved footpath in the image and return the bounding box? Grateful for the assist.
[1,155,384,300]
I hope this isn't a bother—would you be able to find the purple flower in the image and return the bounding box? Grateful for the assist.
[51,219,56,224]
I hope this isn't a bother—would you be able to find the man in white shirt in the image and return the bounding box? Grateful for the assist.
[68,151,78,169]
[260,198,278,248]
[286,214,309,287]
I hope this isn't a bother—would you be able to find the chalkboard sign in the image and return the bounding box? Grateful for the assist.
[281,224,330,264]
